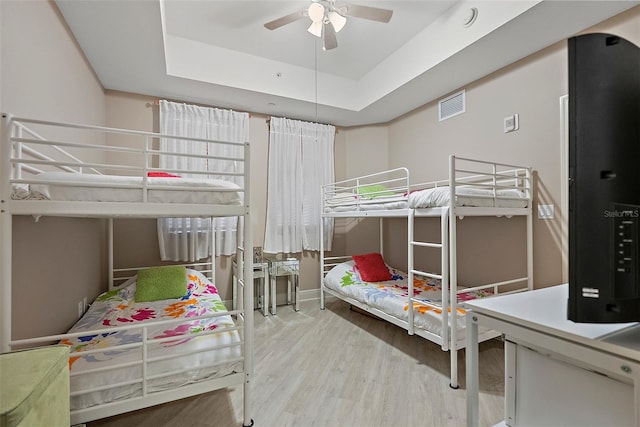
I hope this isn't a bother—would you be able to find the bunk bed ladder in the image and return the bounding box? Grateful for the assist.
[407,208,450,352]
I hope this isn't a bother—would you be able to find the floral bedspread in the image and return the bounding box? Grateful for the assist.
[62,269,242,410]
[324,261,493,335]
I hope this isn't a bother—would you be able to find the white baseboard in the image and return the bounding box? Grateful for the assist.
[222,288,323,311]
[298,288,321,302]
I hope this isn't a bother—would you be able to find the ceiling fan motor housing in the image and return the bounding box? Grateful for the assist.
[265,1,393,50]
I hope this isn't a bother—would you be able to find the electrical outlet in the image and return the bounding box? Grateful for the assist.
[83,296,88,312]
[538,204,555,219]
[78,301,84,318]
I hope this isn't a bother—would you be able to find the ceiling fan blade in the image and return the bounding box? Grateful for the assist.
[323,22,338,50]
[264,10,306,30]
[342,4,393,23]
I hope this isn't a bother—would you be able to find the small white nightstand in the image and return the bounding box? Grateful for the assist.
[263,254,299,315]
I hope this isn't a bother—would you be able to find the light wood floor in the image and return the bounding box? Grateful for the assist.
[88,298,505,427]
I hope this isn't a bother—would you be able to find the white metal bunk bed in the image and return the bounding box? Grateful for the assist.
[0,113,255,426]
[319,155,532,388]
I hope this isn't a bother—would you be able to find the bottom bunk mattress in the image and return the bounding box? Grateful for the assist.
[324,261,492,336]
[61,268,243,411]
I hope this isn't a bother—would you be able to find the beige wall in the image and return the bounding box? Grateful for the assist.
[0,1,104,122]
[584,4,640,39]
[1,0,107,339]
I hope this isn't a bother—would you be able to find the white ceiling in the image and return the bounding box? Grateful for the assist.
[55,0,638,127]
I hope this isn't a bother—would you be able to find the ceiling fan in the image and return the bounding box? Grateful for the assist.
[264,1,393,51]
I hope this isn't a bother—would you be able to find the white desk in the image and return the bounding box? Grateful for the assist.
[466,284,640,427]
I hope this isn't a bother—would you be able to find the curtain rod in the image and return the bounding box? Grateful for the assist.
[265,117,337,127]
[266,118,339,133]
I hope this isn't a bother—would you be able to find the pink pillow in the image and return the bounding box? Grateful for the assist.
[148,172,180,178]
[352,253,391,282]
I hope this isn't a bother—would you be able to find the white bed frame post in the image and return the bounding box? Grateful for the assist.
[379,217,384,257]
[448,154,459,389]
[0,113,13,353]
[407,209,415,335]
[526,167,534,291]
[242,141,254,427]
[108,219,114,290]
[320,185,325,310]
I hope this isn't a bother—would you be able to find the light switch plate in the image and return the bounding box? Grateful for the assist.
[504,114,519,133]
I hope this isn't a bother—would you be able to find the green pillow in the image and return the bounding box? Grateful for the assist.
[357,184,393,199]
[135,266,187,302]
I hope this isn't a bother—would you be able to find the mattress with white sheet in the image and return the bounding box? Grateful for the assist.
[13,172,241,204]
[324,194,408,212]
[323,186,527,213]
[408,186,528,209]
[62,269,243,410]
[324,260,493,335]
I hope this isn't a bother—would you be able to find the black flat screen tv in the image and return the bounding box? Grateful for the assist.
[567,33,640,323]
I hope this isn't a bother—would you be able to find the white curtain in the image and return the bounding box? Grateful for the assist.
[264,117,334,253]
[158,100,248,261]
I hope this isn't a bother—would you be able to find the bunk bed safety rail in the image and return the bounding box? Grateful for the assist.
[10,308,244,347]
[453,155,531,202]
[11,119,99,176]
[10,310,244,404]
[322,167,409,212]
[409,156,532,207]
[4,114,246,203]
[321,255,352,276]
[456,276,530,297]
[112,261,216,287]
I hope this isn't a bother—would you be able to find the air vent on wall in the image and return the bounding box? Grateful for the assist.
[439,90,466,121]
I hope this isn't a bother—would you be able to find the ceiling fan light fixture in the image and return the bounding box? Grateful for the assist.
[308,2,325,23]
[265,1,393,51]
[307,21,323,37]
[328,11,346,33]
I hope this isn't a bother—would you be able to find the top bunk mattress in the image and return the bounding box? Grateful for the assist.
[324,186,528,213]
[408,186,528,209]
[322,156,531,215]
[12,172,242,205]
